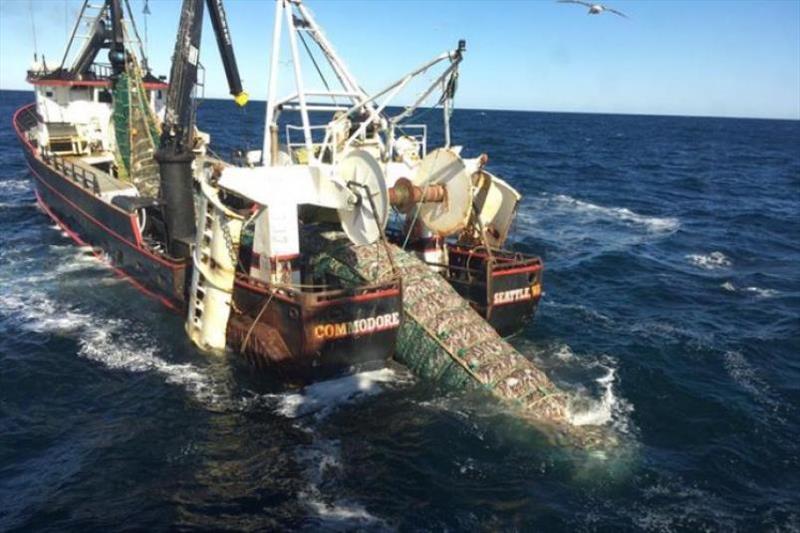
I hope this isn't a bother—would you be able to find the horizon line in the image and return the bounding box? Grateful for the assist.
[1,87,797,123]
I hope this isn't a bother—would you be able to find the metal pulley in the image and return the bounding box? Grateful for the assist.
[409,148,473,236]
[335,150,389,246]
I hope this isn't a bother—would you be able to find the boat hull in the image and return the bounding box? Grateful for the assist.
[13,103,401,381]
[14,104,186,310]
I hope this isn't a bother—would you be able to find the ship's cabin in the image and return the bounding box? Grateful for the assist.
[28,68,167,158]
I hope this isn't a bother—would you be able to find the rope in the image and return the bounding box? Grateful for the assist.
[401,149,442,250]
[405,304,484,384]
[240,290,275,354]
[297,29,337,106]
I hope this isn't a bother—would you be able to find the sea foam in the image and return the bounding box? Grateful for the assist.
[686,251,731,270]
[276,368,404,419]
[551,194,680,232]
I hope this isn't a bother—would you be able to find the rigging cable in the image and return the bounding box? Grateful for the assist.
[296,25,338,106]
[142,0,150,62]
[123,0,148,69]
[28,0,38,61]
[59,0,89,70]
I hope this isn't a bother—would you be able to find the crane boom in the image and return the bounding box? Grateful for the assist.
[206,0,248,106]
[161,0,204,151]
[156,0,247,260]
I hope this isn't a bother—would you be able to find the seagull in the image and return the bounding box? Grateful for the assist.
[558,0,628,18]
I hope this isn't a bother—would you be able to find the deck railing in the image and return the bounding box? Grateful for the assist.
[15,104,101,195]
[41,149,100,195]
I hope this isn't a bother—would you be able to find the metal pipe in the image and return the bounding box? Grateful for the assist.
[389,178,446,213]
[389,59,460,126]
[285,4,313,156]
[262,0,284,165]
[295,1,372,108]
[59,0,89,70]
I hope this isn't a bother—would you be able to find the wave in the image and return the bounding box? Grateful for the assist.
[1,288,234,408]
[721,281,779,298]
[285,371,404,528]
[686,251,731,270]
[723,351,782,416]
[0,178,31,193]
[77,323,234,409]
[554,343,577,361]
[296,435,387,529]
[276,368,406,419]
[568,365,620,427]
[550,194,680,232]
[742,286,779,298]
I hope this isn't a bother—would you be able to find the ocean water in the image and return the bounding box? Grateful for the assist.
[1,88,798,531]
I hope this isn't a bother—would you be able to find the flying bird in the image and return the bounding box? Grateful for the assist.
[558,0,628,18]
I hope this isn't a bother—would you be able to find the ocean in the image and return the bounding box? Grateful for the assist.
[1,89,798,531]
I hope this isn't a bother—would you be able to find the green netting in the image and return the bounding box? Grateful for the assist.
[112,58,161,196]
[308,232,572,426]
[112,74,131,180]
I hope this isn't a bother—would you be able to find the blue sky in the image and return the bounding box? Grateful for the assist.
[1,0,798,119]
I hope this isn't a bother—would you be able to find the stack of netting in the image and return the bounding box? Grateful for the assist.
[112,58,161,197]
[309,231,570,425]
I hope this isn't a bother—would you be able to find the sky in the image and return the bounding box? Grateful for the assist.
[0,0,798,120]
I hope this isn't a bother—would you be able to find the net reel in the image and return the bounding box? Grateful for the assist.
[409,148,473,237]
[335,150,389,246]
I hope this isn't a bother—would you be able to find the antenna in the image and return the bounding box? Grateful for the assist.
[143,0,150,61]
[28,0,38,59]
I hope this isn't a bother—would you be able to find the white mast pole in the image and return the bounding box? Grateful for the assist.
[285,3,314,156]
[262,0,285,165]
[294,1,374,111]
[443,79,451,148]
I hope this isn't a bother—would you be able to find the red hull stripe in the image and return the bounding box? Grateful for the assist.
[27,162,182,271]
[314,288,401,307]
[16,103,152,253]
[34,190,179,312]
[235,276,400,307]
[28,79,168,90]
[492,264,543,277]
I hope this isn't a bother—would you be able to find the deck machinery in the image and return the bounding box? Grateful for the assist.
[16,0,608,441]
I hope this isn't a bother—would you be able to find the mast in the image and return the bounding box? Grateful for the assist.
[156,0,248,259]
[108,0,126,75]
[155,0,205,260]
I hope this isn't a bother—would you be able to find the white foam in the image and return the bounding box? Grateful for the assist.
[569,366,618,426]
[551,194,679,232]
[77,323,231,408]
[742,286,779,298]
[306,500,381,524]
[554,343,576,361]
[296,431,385,527]
[720,282,779,298]
[0,284,233,409]
[0,179,31,194]
[686,251,731,270]
[277,368,402,419]
[723,351,781,413]
[0,292,87,333]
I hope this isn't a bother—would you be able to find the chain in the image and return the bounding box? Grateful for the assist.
[220,216,240,266]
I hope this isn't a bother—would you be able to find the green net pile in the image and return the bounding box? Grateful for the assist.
[309,231,571,425]
[112,57,161,197]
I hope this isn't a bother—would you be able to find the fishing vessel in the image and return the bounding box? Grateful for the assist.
[14,0,556,412]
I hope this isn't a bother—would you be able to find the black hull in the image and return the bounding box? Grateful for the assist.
[13,103,401,382]
[14,104,187,310]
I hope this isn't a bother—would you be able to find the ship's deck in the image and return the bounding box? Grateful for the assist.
[62,154,134,194]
